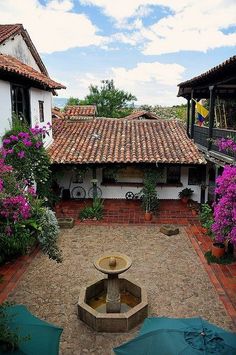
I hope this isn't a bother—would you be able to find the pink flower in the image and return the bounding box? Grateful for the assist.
[3,138,11,145]
[17,151,25,159]
[35,141,43,149]
[0,178,3,192]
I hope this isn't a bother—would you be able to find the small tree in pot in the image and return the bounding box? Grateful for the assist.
[178,188,194,203]
[139,169,159,221]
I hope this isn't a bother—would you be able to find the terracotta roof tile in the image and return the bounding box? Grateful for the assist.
[0,54,66,90]
[0,24,22,44]
[124,110,161,120]
[48,118,206,165]
[64,105,96,118]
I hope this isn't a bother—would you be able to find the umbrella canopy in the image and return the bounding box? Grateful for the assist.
[113,317,236,355]
[3,305,63,355]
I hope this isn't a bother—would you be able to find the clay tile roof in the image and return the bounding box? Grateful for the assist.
[52,107,65,120]
[64,105,96,118]
[48,118,206,165]
[178,55,236,88]
[124,111,161,120]
[0,24,22,44]
[0,54,66,90]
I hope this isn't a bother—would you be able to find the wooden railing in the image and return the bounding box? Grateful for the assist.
[193,125,236,159]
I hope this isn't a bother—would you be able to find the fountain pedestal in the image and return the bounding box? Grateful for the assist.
[106,274,120,313]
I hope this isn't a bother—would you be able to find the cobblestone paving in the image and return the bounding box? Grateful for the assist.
[8,226,235,354]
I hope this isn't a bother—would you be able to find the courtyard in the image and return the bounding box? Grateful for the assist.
[7,225,235,355]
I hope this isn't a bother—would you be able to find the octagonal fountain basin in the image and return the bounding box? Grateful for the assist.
[78,278,148,332]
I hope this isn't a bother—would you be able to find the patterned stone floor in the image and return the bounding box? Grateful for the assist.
[7,226,235,355]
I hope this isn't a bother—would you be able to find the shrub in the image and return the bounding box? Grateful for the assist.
[79,198,104,220]
[200,203,214,238]
[36,208,62,263]
[139,169,159,213]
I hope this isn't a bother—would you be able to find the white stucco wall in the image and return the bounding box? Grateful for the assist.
[55,166,202,202]
[0,80,11,140]
[30,88,53,146]
[0,34,41,72]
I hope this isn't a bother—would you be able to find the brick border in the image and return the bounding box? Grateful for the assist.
[186,226,236,328]
[0,247,40,303]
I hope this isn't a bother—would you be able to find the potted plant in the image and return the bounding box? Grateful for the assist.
[139,170,159,221]
[178,188,194,203]
[200,204,225,258]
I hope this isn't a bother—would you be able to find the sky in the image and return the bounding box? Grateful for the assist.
[0,0,236,106]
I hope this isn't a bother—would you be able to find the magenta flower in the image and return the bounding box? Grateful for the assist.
[22,139,32,147]
[0,178,3,192]
[17,151,25,159]
[9,135,18,141]
[35,141,43,149]
[3,138,11,145]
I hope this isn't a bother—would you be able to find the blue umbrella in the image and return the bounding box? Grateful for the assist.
[113,317,236,355]
[2,305,63,355]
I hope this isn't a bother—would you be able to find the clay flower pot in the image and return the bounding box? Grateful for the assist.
[181,197,189,204]
[211,242,225,258]
[144,212,152,221]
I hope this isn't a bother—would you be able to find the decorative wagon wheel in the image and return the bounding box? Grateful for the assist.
[125,191,135,200]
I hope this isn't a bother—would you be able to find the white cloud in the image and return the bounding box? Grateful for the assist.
[58,61,185,106]
[0,0,107,53]
[81,0,236,55]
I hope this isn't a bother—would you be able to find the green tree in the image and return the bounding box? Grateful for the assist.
[84,79,137,117]
[66,97,80,106]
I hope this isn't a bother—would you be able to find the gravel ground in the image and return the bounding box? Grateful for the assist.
[8,225,235,354]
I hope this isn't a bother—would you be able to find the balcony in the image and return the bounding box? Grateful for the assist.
[193,125,236,161]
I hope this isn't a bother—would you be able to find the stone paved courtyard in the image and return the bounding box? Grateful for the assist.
[8,225,235,354]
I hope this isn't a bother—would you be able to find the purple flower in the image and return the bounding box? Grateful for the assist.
[17,151,25,159]
[10,135,18,141]
[22,139,32,147]
[0,178,3,192]
[3,138,11,145]
[18,132,30,139]
[5,225,12,236]
[35,141,43,149]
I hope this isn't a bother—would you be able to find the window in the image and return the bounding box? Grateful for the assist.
[39,101,44,122]
[166,166,181,184]
[188,167,202,185]
[11,84,30,124]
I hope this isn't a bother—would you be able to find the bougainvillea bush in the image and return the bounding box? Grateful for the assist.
[0,122,62,264]
[211,138,236,246]
[2,122,51,200]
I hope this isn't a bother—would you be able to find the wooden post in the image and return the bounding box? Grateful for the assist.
[92,166,97,199]
[200,165,207,204]
[208,86,215,150]
[186,98,191,137]
[190,91,195,139]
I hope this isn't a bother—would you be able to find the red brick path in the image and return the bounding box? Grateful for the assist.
[0,199,236,328]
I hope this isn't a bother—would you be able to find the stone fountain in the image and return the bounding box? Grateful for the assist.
[78,253,148,332]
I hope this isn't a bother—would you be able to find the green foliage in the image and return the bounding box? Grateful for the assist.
[0,302,30,352]
[35,207,62,263]
[204,250,234,264]
[140,169,159,213]
[79,198,104,220]
[84,79,137,117]
[140,104,187,121]
[0,230,35,264]
[200,203,214,239]
[65,97,80,107]
[178,188,194,198]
